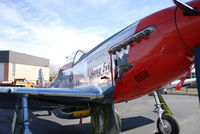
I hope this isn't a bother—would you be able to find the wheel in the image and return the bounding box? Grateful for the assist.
[157,114,180,134]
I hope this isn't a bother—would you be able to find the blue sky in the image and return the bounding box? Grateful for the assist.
[0,0,190,65]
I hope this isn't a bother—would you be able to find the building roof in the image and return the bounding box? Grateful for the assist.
[0,50,49,67]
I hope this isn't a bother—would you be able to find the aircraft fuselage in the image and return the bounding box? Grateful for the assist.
[51,1,200,103]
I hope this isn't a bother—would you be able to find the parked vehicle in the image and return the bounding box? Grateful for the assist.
[0,78,34,87]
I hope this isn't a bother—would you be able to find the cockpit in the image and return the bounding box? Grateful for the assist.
[60,50,86,72]
[73,50,86,65]
[65,50,86,65]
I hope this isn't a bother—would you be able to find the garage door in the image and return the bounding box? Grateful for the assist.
[0,63,4,82]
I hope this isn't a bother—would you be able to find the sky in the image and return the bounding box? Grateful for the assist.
[0,0,191,65]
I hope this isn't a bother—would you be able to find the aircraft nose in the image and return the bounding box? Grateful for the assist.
[174,0,200,104]
[176,14,200,105]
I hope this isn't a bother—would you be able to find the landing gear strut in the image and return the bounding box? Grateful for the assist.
[153,91,179,134]
[12,95,32,134]
[90,103,121,134]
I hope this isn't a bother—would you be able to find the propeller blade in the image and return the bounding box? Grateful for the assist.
[194,46,200,104]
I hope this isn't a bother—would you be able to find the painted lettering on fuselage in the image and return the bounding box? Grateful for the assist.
[89,62,111,77]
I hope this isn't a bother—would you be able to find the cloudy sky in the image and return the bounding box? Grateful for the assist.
[0,0,190,65]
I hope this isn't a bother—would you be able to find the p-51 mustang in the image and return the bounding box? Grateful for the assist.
[1,0,200,134]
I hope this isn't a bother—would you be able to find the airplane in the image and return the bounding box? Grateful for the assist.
[0,0,200,134]
[151,77,196,95]
[167,77,196,89]
[161,66,196,92]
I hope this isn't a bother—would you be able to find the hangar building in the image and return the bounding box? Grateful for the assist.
[0,50,49,84]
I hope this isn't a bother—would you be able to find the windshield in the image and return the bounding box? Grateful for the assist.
[64,52,75,65]
[73,50,86,64]
[64,50,86,65]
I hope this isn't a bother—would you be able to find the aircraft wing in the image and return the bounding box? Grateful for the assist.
[0,85,103,102]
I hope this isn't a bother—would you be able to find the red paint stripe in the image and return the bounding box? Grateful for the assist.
[176,66,193,90]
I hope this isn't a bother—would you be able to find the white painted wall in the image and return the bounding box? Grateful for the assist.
[0,63,4,82]
[8,63,49,84]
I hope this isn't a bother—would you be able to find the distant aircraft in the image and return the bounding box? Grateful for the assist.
[0,0,200,134]
[160,78,196,94]
[163,65,197,92]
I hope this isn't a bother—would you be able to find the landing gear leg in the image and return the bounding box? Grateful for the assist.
[153,91,179,134]
[21,96,32,134]
[90,103,121,134]
[12,96,32,134]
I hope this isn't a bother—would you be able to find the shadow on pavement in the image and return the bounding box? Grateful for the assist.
[0,109,156,134]
[121,116,154,132]
[31,113,155,134]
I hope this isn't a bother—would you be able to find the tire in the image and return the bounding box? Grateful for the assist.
[157,114,180,134]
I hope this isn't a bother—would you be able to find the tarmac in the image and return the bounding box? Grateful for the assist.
[0,94,199,134]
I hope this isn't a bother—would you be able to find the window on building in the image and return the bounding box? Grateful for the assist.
[12,63,16,78]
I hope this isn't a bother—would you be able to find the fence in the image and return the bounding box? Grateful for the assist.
[167,87,198,95]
